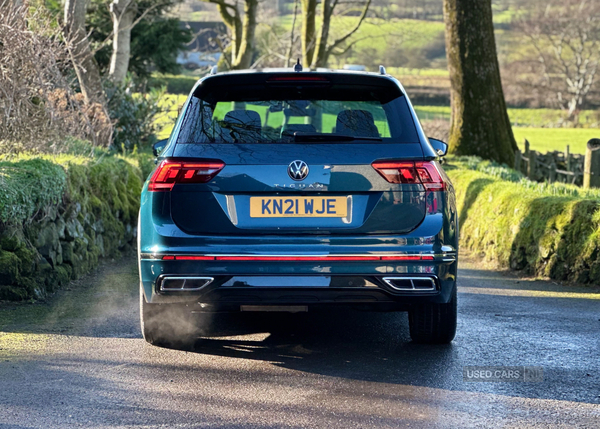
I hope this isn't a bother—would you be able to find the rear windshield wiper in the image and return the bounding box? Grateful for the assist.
[292,133,382,143]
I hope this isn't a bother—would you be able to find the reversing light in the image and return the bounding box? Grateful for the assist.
[148,160,225,192]
[372,161,445,191]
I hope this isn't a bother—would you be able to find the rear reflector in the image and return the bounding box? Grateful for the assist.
[148,160,225,192]
[162,255,434,261]
[372,161,445,191]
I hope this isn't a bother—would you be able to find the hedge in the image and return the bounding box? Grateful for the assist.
[446,157,600,284]
[148,74,198,95]
[0,153,150,301]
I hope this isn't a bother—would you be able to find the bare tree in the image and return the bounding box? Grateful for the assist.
[63,0,105,104]
[108,0,138,83]
[204,0,258,70]
[443,0,517,165]
[0,1,111,151]
[516,0,600,121]
[301,0,372,69]
[286,0,300,67]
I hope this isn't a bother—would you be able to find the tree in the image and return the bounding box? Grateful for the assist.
[301,0,372,69]
[108,0,137,83]
[204,0,258,70]
[443,0,517,165]
[63,0,105,104]
[87,0,192,80]
[516,0,600,121]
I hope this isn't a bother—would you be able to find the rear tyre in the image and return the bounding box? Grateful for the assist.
[140,286,198,349]
[408,285,457,344]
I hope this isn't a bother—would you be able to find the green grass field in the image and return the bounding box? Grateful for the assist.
[413,105,599,128]
[513,128,599,154]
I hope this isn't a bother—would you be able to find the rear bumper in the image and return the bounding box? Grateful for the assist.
[138,181,459,309]
[139,253,457,308]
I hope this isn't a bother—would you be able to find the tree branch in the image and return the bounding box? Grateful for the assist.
[325,0,371,55]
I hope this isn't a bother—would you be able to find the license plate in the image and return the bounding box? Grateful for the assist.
[250,196,348,218]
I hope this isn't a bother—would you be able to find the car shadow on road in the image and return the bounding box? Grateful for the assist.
[171,309,459,388]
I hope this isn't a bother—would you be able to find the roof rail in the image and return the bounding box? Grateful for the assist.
[210,65,218,75]
[379,65,386,75]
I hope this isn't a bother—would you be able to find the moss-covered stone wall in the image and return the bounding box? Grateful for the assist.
[0,156,144,301]
[446,157,600,285]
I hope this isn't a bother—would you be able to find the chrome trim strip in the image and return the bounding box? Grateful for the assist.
[382,277,437,291]
[226,195,238,225]
[159,276,214,291]
[341,195,353,224]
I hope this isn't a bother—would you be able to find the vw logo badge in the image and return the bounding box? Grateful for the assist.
[288,160,309,181]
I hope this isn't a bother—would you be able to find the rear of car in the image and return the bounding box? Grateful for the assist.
[138,69,458,346]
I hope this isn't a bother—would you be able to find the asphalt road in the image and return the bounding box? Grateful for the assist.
[1,256,599,428]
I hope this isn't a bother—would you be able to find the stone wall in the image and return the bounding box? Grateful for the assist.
[0,156,143,301]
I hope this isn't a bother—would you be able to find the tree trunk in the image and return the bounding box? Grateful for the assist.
[443,0,517,165]
[209,0,245,69]
[311,0,332,69]
[300,0,317,67]
[285,0,299,67]
[108,0,137,83]
[301,0,371,69]
[64,0,105,104]
[232,0,257,69]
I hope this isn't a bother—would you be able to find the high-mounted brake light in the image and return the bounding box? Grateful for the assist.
[372,161,445,191]
[148,160,225,192]
[267,76,330,82]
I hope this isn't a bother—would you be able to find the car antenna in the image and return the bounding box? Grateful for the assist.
[294,58,303,72]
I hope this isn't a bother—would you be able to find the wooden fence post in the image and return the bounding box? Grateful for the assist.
[524,139,530,156]
[583,138,600,189]
[514,149,521,172]
[565,145,571,171]
[528,150,537,181]
[549,162,556,183]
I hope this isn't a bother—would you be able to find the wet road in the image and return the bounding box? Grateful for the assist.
[1,256,599,428]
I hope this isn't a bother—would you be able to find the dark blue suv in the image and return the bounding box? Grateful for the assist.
[138,68,458,346]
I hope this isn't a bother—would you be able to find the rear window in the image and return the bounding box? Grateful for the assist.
[176,81,419,144]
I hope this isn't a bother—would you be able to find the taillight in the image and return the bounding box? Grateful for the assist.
[148,160,225,192]
[372,161,445,191]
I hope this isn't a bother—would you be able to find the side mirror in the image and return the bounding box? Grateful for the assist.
[152,139,168,157]
[428,138,448,157]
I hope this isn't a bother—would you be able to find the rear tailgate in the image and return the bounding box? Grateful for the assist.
[168,143,426,235]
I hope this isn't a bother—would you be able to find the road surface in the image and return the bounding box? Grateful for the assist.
[1,255,599,428]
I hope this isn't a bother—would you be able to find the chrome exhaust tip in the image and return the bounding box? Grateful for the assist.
[159,276,214,291]
[382,277,437,291]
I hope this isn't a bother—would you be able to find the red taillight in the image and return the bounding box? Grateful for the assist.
[372,161,445,191]
[415,162,445,191]
[148,160,225,192]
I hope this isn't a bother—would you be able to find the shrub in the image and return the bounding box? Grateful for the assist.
[0,159,67,224]
[0,2,111,152]
[148,74,198,95]
[106,79,166,152]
